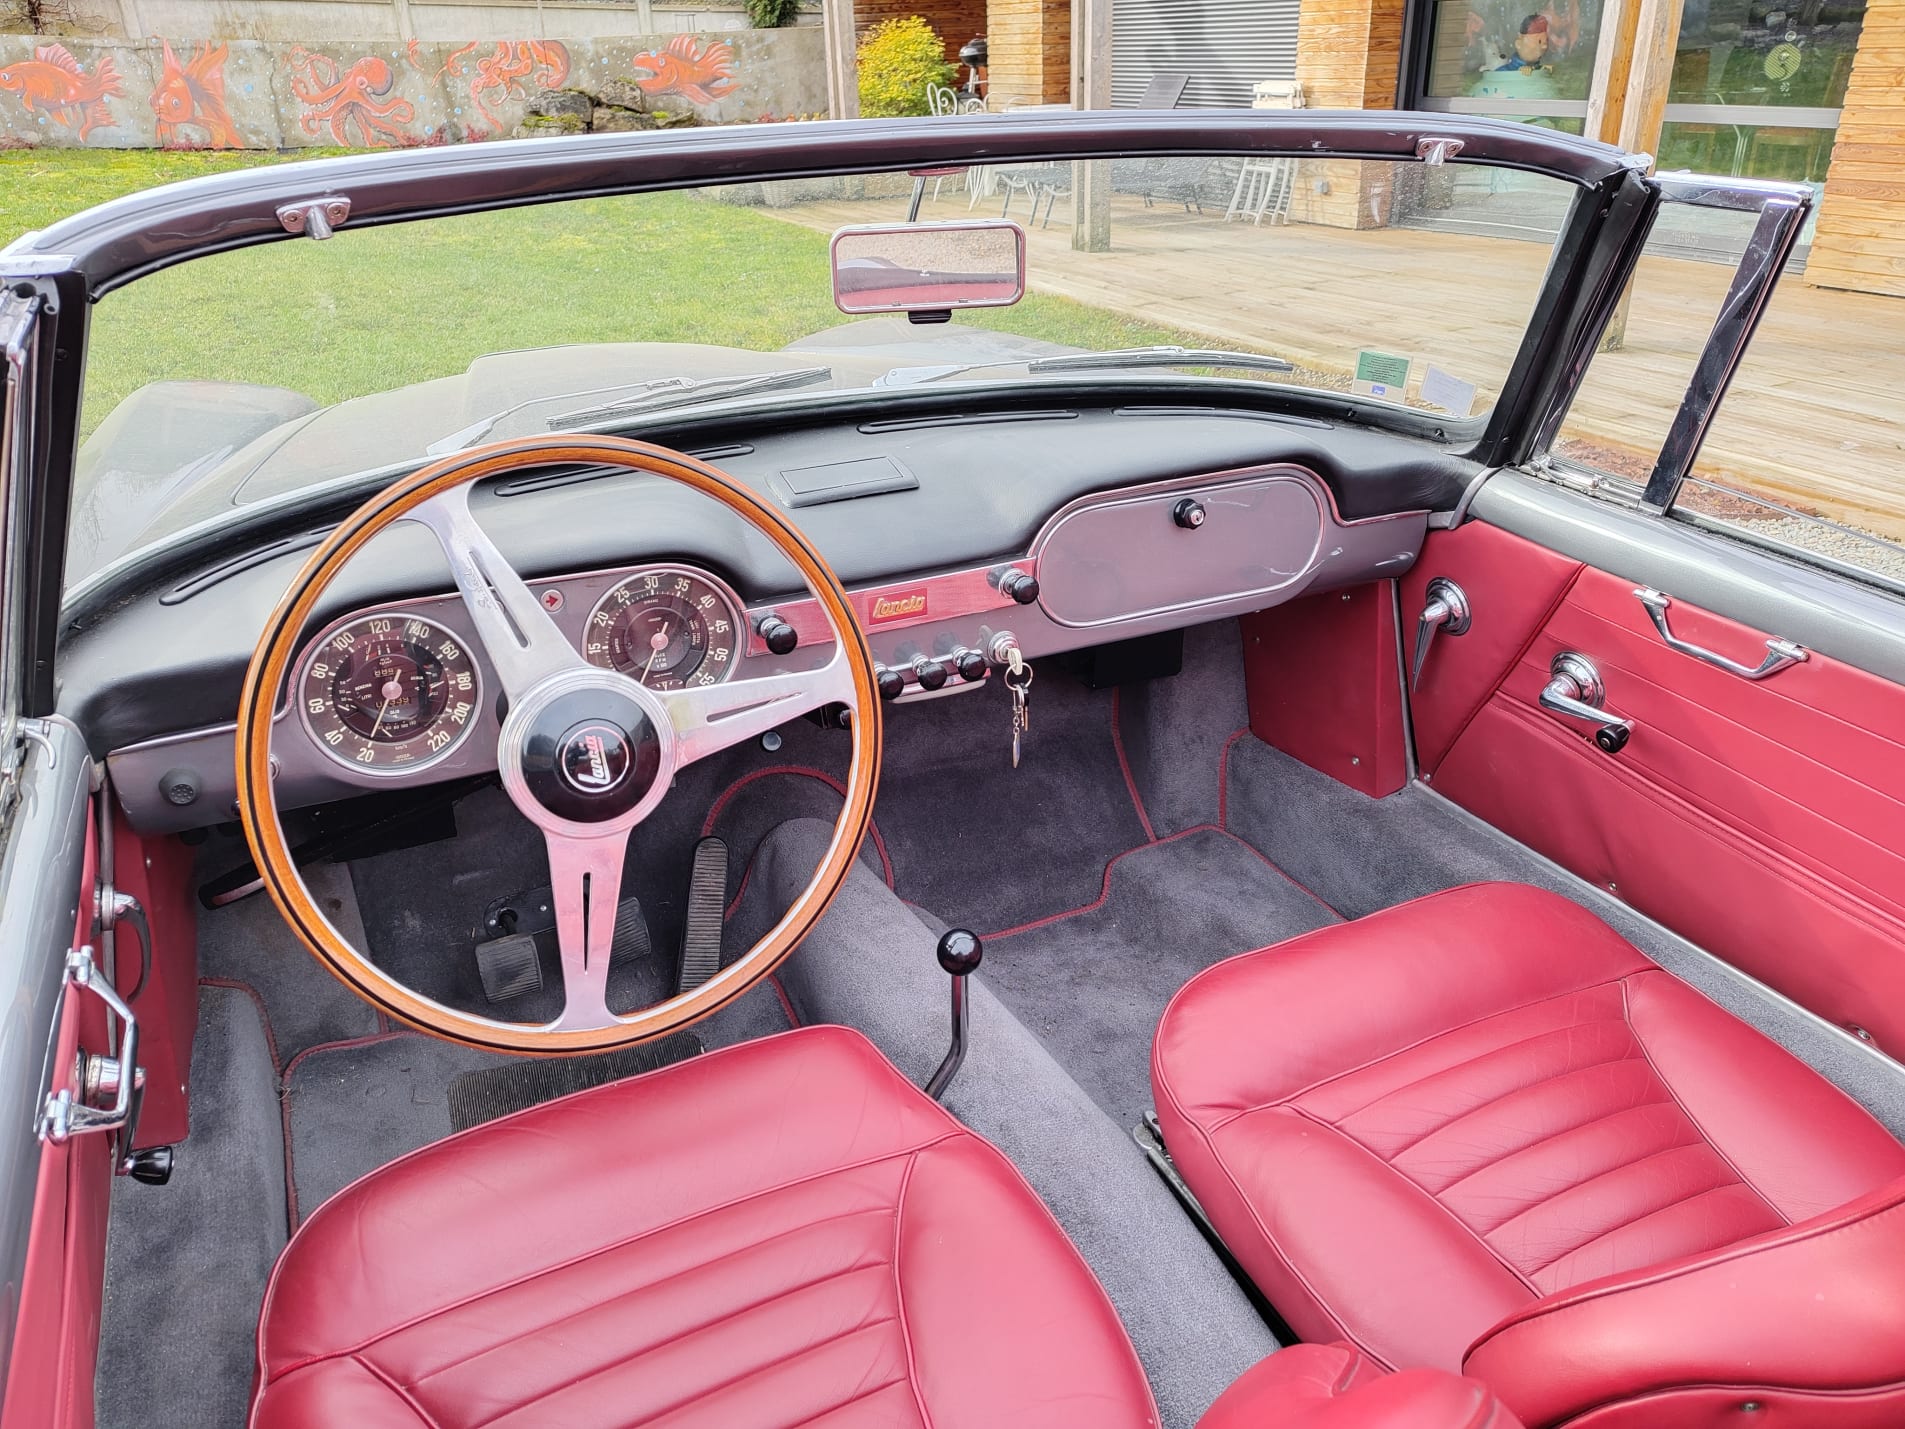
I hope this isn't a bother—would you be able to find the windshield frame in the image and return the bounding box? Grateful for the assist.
[9,111,1667,711]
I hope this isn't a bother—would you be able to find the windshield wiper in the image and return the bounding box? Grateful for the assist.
[424,366,833,456]
[547,366,833,429]
[876,346,1295,388]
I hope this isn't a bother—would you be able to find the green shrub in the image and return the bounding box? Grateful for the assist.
[746,0,801,27]
[857,17,955,118]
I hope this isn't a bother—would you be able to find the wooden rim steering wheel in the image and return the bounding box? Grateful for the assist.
[236,436,881,1053]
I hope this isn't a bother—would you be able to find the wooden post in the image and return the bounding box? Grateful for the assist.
[1596,0,1684,349]
[1582,0,1636,146]
[824,0,860,119]
[1071,0,1112,250]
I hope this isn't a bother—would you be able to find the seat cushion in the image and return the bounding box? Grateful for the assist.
[1197,1344,1524,1429]
[253,1025,1158,1428]
[1153,882,1905,1373]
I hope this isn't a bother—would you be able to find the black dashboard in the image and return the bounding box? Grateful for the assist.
[61,401,1475,830]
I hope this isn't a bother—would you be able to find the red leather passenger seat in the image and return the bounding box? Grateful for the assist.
[1154,882,1905,1425]
[252,1025,1158,1428]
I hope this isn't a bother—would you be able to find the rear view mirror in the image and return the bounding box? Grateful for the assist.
[830,221,1026,315]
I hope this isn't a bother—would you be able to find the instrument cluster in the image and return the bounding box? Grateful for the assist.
[296,562,750,778]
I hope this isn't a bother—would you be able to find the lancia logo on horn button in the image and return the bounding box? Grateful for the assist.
[557,722,633,794]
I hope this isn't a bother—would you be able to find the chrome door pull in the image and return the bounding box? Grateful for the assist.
[1634,588,1806,681]
[1539,652,1633,754]
[1411,577,1471,690]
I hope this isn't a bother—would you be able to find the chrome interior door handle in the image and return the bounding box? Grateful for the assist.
[1634,588,1806,680]
[1539,652,1633,754]
[1411,577,1471,690]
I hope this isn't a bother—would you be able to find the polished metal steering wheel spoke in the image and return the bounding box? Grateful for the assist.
[407,483,587,698]
[657,654,856,767]
[542,825,631,1032]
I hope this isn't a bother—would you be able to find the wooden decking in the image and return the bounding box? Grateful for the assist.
[776,192,1905,541]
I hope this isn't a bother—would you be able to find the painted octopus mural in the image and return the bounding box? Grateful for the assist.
[150,40,243,149]
[417,38,569,137]
[630,37,738,105]
[0,44,122,141]
[287,47,415,148]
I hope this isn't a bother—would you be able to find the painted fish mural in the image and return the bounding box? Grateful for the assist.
[0,44,122,141]
[150,40,243,149]
[629,37,738,106]
[288,48,416,148]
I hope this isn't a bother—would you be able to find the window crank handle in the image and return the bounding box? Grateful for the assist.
[1538,651,1633,754]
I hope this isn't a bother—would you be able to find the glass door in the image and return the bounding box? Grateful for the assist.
[1658,0,1865,185]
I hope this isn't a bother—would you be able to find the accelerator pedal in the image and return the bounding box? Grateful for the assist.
[474,887,655,1004]
[678,837,729,994]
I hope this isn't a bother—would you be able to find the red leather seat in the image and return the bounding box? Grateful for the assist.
[1155,882,1905,1425]
[252,1025,1158,1428]
[1198,1343,1523,1428]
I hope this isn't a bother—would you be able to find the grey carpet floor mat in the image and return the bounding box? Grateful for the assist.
[97,986,284,1429]
[447,1033,701,1131]
[977,825,1340,1129]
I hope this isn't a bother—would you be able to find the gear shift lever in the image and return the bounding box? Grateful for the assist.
[925,929,982,1101]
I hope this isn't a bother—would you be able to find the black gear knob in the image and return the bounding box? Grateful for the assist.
[936,928,983,976]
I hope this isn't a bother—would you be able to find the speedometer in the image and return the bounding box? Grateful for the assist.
[582,567,741,689]
[299,613,480,775]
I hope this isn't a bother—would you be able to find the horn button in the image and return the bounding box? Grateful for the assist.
[518,688,663,824]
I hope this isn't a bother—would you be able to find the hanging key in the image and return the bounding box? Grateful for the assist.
[1002,647,1034,768]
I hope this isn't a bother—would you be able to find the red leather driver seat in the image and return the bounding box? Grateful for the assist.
[251,1025,1159,1427]
[1154,882,1905,1427]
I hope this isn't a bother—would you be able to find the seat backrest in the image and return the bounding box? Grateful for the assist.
[1136,72,1190,108]
[1463,1177,1905,1427]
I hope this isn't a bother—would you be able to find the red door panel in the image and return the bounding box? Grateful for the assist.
[1,809,111,1429]
[1415,525,1905,1056]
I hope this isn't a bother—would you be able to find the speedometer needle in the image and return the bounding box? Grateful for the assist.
[369,677,405,739]
[643,621,671,681]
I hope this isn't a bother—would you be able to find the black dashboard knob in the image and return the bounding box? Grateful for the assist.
[954,649,989,683]
[755,613,799,656]
[993,567,1040,605]
[936,929,983,976]
[1173,498,1207,530]
[912,657,950,692]
[875,665,906,701]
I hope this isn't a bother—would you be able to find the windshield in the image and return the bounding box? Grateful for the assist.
[71,154,1580,583]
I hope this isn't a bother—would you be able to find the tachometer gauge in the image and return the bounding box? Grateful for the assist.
[299,613,480,775]
[583,567,740,689]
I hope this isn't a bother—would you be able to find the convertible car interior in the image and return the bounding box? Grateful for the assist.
[2,111,1904,1429]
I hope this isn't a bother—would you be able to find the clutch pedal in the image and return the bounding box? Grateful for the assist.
[678,837,728,994]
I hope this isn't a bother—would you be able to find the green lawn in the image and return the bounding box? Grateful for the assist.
[2,150,1216,437]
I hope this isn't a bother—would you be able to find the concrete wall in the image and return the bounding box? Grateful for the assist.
[29,0,819,45]
[0,26,827,146]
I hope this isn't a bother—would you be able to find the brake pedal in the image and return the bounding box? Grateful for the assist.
[678,837,728,994]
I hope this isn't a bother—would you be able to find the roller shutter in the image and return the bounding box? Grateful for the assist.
[1110,0,1300,109]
